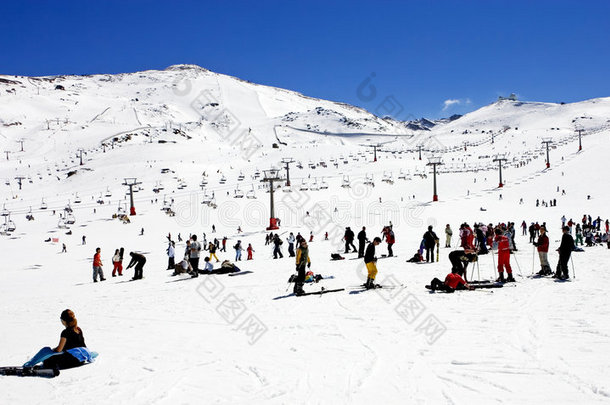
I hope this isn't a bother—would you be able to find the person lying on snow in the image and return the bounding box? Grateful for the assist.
[23,309,96,370]
[428,270,474,293]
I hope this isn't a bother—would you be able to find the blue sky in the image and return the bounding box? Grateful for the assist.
[1,0,609,118]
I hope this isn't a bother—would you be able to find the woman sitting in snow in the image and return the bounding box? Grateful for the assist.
[23,309,96,370]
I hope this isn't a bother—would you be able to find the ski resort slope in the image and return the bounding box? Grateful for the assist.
[1,66,610,404]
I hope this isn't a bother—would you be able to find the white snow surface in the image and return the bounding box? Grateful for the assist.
[1,65,610,404]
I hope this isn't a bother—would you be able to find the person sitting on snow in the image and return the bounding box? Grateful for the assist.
[406,251,424,263]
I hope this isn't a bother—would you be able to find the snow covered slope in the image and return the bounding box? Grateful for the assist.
[1,66,610,404]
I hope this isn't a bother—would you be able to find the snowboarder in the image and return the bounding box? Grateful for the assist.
[493,228,515,282]
[126,252,147,280]
[364,237,382,289]
[294,240,311,296]
[423,226,439,262]
[92,248,105,282]
[357,226,367,258]
[533,225,551,275]
[23,309,94,370]
[554,226,575,280]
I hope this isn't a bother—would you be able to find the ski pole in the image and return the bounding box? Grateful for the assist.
[532,245,536,275]
[512,251,523,278]
[570,256,576,279]
[491,247,497,279]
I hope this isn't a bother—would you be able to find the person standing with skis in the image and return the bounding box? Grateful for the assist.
[533,226,551,275]
[357,227,367,258]
[294,240,311,296]
[287,232,296,257]
[423,226,439,262]
[364,237,382,289]
[554,226,575,280]
[166,241,175,270]
[493,228,515,282]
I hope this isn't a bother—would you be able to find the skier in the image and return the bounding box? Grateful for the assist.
[343,227,356,253]
[294,240,311,296]
[287,232,296,257]
[23,309,94,370]
[428,270,473,292]
[521,220,527,236]
[126,252,147,280]
[82,235,86,245]
[92,248,105,282]
[188,235,202,277]
[364,237,382,289]
[445,224,453,248]
[62,243,67,253]
[166,242,175,270]
[208,242,219,262]
[309,232,314,242]
[493,228,515,283]
[423,226,439,262]
[357,226,367,258]
[112,249,122,276]
[247,243,254,260]
[448,249,478,281]
[575,224,584,246]
[234,240,244,261]
[272,234,283,259]
[554,226,575,280]
[384,226,395,257]
[528,223,536,243]
[533,225,551,275]
[221,236,227,252]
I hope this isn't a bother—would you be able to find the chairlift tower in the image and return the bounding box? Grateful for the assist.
[426,156,443,202]
[17,139,25,152]
[14,176,26,190]
[122,178,142,215]
[281,158,295,187]
[364,143,381,162]
[493,156,508,188]
[541,139,553,168]
[576,129,584,151]
[261,168,282,230]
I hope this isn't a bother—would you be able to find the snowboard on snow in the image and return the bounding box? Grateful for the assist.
[0,367,59,378]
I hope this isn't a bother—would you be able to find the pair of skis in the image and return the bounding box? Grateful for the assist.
[0,366,59,378]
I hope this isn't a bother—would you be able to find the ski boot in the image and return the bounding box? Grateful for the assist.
[364,278,374,289]
[294,283,305,296]
[506,274,516,283]
[496,272,505,283]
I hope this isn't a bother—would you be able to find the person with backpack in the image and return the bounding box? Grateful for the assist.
[357,226,367,258]
[188,235,202,277]
[423,226,439,262]
[92,248,105,282]
[364,237,382,289]
[112,249,122,276]
[234,240,244,261]
[533,225,551,275]
[294,240,311,296]
[126,252,147,280]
